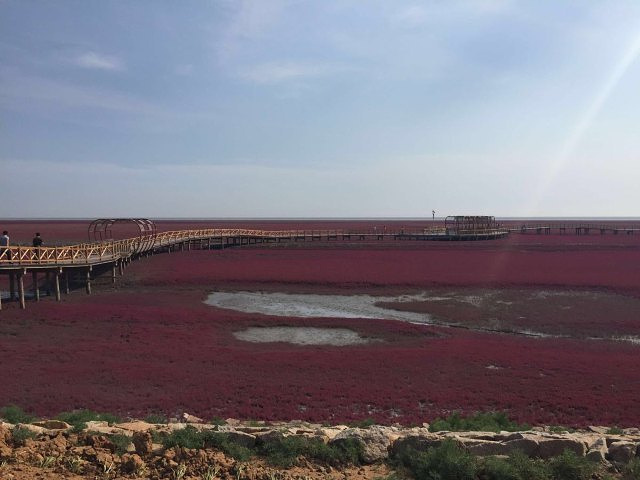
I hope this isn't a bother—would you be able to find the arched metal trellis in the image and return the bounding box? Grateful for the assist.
[88,218,157,255]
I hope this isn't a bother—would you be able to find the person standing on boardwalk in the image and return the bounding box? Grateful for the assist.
[32,232,43,247]
[0,230,10,261]
[32,232,43,260]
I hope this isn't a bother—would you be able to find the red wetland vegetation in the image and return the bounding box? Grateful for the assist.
[1,219,639,428]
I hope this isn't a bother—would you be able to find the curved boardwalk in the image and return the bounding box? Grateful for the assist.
[3,220,636,310]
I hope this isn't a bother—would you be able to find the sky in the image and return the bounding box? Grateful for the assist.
[1,1,640,218]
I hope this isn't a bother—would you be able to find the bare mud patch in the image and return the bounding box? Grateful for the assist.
[233,326,372,346]
[206,289,640,344]
[205,291,430,323]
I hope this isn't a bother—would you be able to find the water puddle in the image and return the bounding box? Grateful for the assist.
[205,291,430,323]
[204,291,640,346]
[233,326,371,346]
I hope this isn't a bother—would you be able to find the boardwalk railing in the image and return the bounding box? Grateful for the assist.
[0,229,307,266]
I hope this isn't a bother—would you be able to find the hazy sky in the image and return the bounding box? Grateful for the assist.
[2,1,640,218]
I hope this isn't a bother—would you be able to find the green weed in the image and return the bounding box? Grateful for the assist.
[11,426,37,446]
[0,405,35,424]
[144,413,168,424]
[623,458,640,480]
[107,433,131,455]
[429,411,530,433]
[547,449,595,480]
[394,438,476,480]
[56,409,120,433]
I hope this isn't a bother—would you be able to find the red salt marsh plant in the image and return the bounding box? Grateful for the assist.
[1,220,640,428]
[0,291,639,427]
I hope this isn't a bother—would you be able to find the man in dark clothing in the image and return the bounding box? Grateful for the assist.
[33,232,43,260]
[32,232,43,247]
[0,230,10,261]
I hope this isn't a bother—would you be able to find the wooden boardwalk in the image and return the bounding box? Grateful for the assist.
[3,220,639,310]
[512,223,640,235]
[0,227,508,310]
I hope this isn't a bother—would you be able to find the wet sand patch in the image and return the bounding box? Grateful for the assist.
[233,326,372,346]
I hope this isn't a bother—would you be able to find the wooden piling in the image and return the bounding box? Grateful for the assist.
[85,268,92,295]
[18,272,25,309]
[54,270,61,301]
[9,272,15,300]
[65,272,70,294]
[118,260,124,276]
[112,263,117,283]
[32,271,40,301]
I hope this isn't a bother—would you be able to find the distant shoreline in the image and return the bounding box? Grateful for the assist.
[3,216,640,221]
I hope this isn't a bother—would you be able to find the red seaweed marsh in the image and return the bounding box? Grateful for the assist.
[1,220,639,427]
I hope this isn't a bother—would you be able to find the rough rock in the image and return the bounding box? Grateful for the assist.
[86,434,116,453]
[607,441,637,464]
[318,426,349,441]
[114,421,154,433]
[502,437,541,457]
[537,436,586,459]
[224,430,257,449]
[444,431,524,443]
[332,426,399,464]
[50,433,68,452]
[15,423,47,435]
[585,439,608,463]
[588,426,609,434]
[122,453,145,473]
[31,420,71,431]
[459,439,509,456]
[389,433,442,458]
[132,431,153,456]
[181,412,204,423]
[0,424,11,443]
[0,438,12,459]
[84,421,125,435]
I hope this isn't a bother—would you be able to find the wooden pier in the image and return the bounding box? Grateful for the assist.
[0,224,509,310]
[513,223,640,235]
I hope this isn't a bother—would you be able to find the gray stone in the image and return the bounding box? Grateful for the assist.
[389,434,442,458]
[607,441,637,464]
[537,437,586,459]
[32,420,71,430]
[223,430,256,449]
[332,426,398,463]
[585,437,608,463]
[502,437,540,457]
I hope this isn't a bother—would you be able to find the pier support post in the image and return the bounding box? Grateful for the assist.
[85,268,92,295]
[32,271,40,301]
[9,272,16,300]
[18,271,25,309]
[64,272,70,294]
[118,260,124,276]
[54,269,61,301]
[112,263,117,283]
